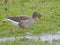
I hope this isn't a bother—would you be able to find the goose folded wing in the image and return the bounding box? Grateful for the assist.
[7,16,31,22]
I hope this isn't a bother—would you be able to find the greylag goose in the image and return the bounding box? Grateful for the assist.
[3,12,42,36]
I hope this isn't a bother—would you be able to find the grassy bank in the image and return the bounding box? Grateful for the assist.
[0,0,60,45]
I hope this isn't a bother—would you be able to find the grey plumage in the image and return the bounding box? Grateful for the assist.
[3,12,42,28]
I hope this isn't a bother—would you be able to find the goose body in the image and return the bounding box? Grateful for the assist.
[3,12,42,33]
[7,16,36,28]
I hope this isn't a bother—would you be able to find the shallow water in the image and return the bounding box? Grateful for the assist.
[0,31,60,44]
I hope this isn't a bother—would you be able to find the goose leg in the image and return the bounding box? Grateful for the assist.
[12,27,16,32]
[22,28,26,40]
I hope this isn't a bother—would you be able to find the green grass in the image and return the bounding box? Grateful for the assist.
[0,0,60,45]
[0,40,51,45]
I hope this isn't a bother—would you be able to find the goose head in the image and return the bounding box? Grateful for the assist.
[32,12,42,23]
